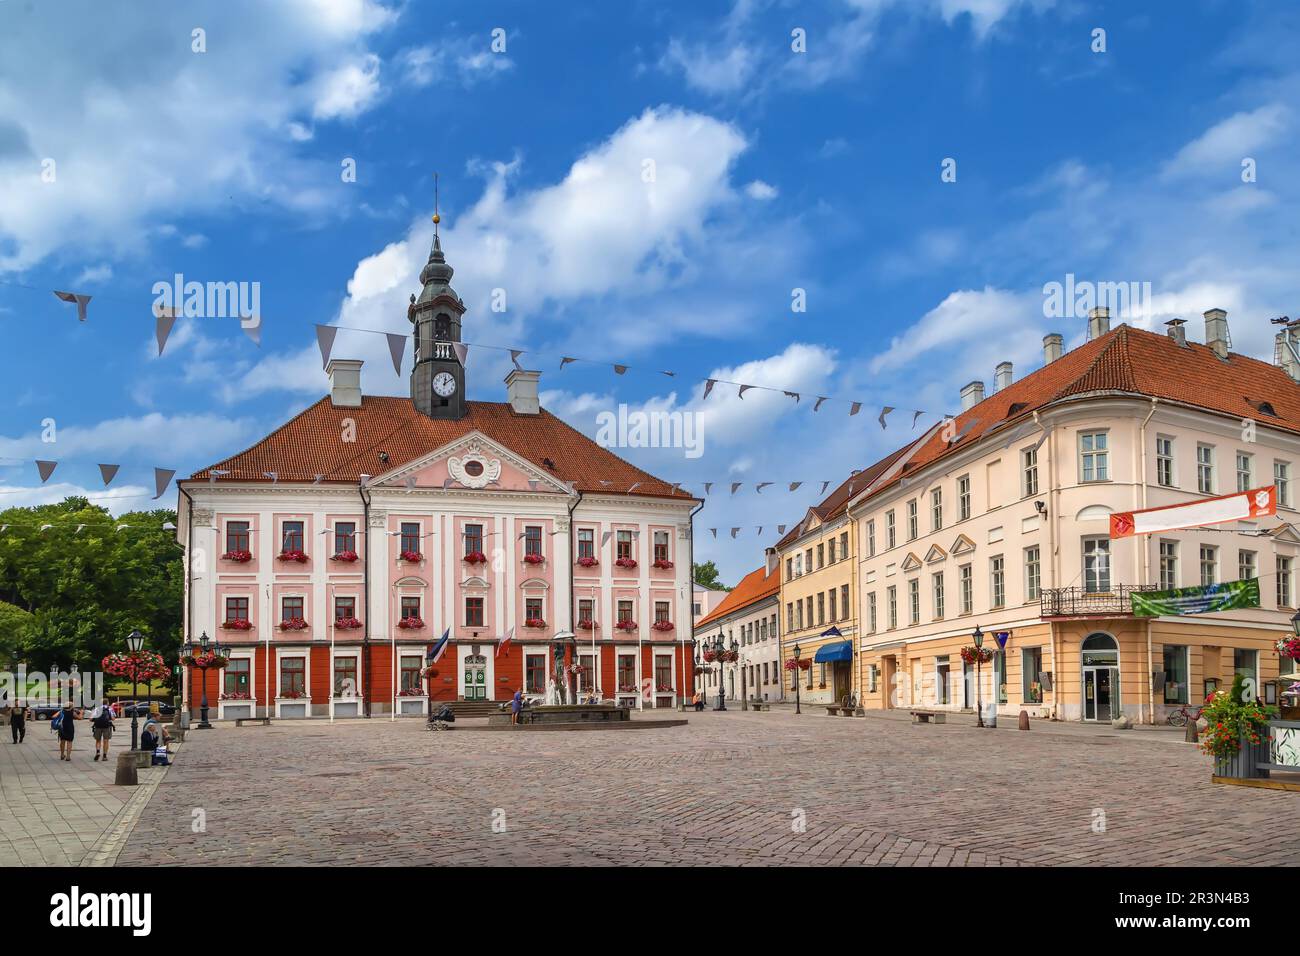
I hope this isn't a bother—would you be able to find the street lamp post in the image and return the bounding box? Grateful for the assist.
[711,635,728,712]
[793,642,802,715]
[185,631,229,730]
[125,630,145,751]
[973,625,985,728]
[736,638,747,711]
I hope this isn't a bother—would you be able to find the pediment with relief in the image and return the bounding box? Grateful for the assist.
[373,432,570,494]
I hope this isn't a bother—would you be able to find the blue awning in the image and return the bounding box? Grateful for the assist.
[813,640,853,663]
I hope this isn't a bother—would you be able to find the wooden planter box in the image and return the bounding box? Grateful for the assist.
[1214,732,1271,779]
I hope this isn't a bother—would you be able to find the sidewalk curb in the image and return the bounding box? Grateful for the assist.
[81,742,181,867]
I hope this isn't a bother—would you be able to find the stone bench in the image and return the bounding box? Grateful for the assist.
[910,710,945,724]
[235,717,271,727]
[748,701,769,712]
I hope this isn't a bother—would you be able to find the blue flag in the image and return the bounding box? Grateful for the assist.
[428,628,450,663]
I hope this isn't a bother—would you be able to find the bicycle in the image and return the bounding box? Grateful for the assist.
[1166,703,1203,727]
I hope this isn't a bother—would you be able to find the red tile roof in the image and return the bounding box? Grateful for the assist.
[695,565,780,628]
[187,397,693,499]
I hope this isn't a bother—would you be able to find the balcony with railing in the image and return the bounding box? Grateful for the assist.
[1039,585,1160,619]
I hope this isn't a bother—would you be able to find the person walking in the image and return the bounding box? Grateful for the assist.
[54,702,75,760]
[7,699,26,743]
[510,688,523,726]
[90,700,115,762]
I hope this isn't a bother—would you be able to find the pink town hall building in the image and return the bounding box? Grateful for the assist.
[176,234,699,719]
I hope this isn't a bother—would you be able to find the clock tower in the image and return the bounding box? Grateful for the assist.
[409,220,467,421]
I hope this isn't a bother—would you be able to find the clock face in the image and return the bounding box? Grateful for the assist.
[433,371,457,397]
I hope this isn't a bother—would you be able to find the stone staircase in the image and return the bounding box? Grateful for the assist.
[446,699,502,719]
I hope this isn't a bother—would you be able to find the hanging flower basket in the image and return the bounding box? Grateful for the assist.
[651,620,674,632]
[462,551,487,565]
[220,619,253,631]
[615,620,638,632]
[784,657,810,671]
[278,617,309,631]
[959,646,994,665]
[221,550,253,563]
[576,555,599,568]
[420,665,438,679]
[277,549,309,563]
[523,553,545,565]
[1277,637,1300,659]
[614,557,638,569]
[181,652,229,669]
[397,617,426,630]
[399,550,422,563]
[652,559,674,570]
[722,649,740,663]
[335,617,363,630]
[101,651,169,684]
[331,550,359,563]
[524,617,547,629]
[576,619,598,630]
[703,650,717,663]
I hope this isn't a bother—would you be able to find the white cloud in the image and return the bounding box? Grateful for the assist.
[398,36,515,88]
[1163,104,1289,178]
[869,288,1038,375]
[0,482,154,513]
[0,413,258,462]
[660,40,757,94]
[312,53,383,120]
[745,180,778,200]
[73,263,112,285]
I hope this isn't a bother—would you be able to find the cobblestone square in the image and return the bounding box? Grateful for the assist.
[109,710,1300,867]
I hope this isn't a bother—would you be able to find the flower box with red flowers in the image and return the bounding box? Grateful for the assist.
[221,550,253,563]
[576,619,598,630]
[614,620,638,632]
[397,617,425,630]
[279,689,308,700]
[221,619,253,631]
[398,687,426,697]
[398,550,422,563]
[617,683,638,693]
[651,620,674,632]
[576,556,599,568]
[959,646,994,665]
[330,550,359,563]
[462,550,487,565]
[655,683,673,693]
[219,691,252,701]
[614,557,638,569]
[278,617,309,631]
[522,553,545,565]
[277,549,309,563]
[181,652,229,669]
[335,617,363,630]
[652,559,674,570]
[523,617,547,629]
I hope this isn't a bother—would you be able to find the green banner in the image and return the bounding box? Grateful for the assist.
[1131,578,1261,617]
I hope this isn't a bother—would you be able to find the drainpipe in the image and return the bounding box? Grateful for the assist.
[566,487,583,701]
[1033,411,1060,720]
[688,497,705,705]
[359,481,372,718]
[1139,397,1158,725]
[179,484,196,715]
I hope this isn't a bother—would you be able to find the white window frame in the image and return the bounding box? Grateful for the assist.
[1079,431,1109,483]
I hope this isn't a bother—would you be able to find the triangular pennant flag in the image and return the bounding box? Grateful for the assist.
[710,528,717,539]
[153,468,176,500]
[777,524,786,535]
[453,342,468,366]
[510,349,524,370]
[613,364,628,375]
[98,463,119,486]
[878,406,894,429]
[789,482,802,491]
[243,321,261,347]
[39,524,52,532]
[670,482,682,494]
[313,475,324,484]
[560,356,576,370]
[738,385,752,399]
[820,481,830,494]
[53,290,91,321]
[74,524,85,535]
[661,370,675,377]
[527,479,539,490]
[405,476,417,491]
[315,325,338,369]
[631,530,640,539]
[702,379,716,400]
[757,526,763,535]
[36,460,57,483]
[730,528,740,538]
[849,402,862,416]
[155,309,177,356]
[627,482,641,493]
[442,478,454,489]
[703,482,713,495]
[730,482,742,495]
[784,391,800,403]
[264,471,279,483]
[601,531,612,546]
[116,524,129,532]
[912,410,925,428]
[814,397,828,412]
[755,482,772,493]
[386,333,406,376]
[209,469,229,484]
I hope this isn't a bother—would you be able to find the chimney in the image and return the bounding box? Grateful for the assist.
[1204,308,1230,359]
[1277,326,1300,382]
[505,368,541,415]
[960,380,985,411]
[1043,333,1063,364]
[1165,317,1188,347]
[765,546,778,576]
[993,361,1013,393]
[1088,306,1110,340]
[327,359,363,408]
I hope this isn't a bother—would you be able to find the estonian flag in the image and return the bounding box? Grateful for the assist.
[428,628,450,664]
[496,625,515,659]
[819,625,843,638]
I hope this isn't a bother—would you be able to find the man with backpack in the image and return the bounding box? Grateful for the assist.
[90,699,115,762]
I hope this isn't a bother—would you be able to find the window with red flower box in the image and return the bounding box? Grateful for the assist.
[524,525,542,561]
[224,521,251,560]
[464,523,483,557]
[400,522,421,557]
[279,657,306,698]
[334,522,356,556]
[577,528,594,560]
[653,530,671,566]
[225,596,249,625]
[616,530,633,561]
[281,521,304,553]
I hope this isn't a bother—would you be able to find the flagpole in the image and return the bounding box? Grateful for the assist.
[390,584,396,722]
[263,584,271,721]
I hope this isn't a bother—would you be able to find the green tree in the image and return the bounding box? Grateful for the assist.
[0,599,33,664]
[0,498,183,677]
[693,560,731,591]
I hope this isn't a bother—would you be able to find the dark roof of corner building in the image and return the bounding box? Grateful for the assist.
[696,565,780,629]
[777,322,1300,543]
[187,396,693,500]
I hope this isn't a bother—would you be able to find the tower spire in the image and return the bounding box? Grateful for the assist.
[432,171,440,241]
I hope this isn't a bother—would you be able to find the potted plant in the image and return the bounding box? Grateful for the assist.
[524,617,547,629]
[523,552,545,565]
[397,616,425,630]
[614,556,638,569]
[330,550,359,563]
[651,620,674,632]
[462,550,487,565]
[399,549,422,563]
[577,619,598,630]
[615,620,638,632]
[277,549,309,563]
[959,646,994,665]
[278,617,309,631]
[576,555,599,568]
[220,618,253,631]
[221,549,253,562]
[218,690,252,701]
[1277,636,1300,659]
[652,558,674,570]
[1202,674,1275,776]
[279,688,308,700]
[335,616,363,630]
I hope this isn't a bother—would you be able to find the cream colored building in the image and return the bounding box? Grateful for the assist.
[852,309,1300,723]
[693,561,781,704]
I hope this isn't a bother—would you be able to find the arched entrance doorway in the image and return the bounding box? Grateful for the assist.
[1081,633,1119,722]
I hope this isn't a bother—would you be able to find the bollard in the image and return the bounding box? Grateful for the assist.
[1184,719,1198,744]
[1018,710,1030,731]
[114,750,138,786]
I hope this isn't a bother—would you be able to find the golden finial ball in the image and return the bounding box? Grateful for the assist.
[432,213,441,224]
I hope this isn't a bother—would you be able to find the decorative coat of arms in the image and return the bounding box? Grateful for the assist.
[447,454,501,489]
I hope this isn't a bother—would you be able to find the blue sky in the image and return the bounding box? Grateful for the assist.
[1,0,1297,582]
